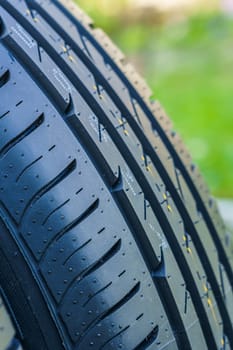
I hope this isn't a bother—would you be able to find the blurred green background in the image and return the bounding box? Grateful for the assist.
[76,0,233,198]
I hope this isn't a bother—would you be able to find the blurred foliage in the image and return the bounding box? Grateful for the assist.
[75,1,233,198]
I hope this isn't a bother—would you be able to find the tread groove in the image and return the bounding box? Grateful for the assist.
[54,199,99,243]
[78,282,140,343]
[42,198,70,226]
[62,238,92,266]
[81,238,122,280]
[99,325,130,350]
[15,100,23,107]
[135,325,159,350]
[39,198,99,261]
[19,158,77,224]
[0,67,10,87]
[0,113,44,158]
[15,155,43,182]
[0,110,10,119]
[82,281,113,307]
[57,239,122,306]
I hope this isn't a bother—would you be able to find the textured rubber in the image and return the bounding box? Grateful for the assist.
[0,1,232,349]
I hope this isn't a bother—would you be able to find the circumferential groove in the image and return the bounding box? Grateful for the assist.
[135,325,159,350]
[0,113,44,158]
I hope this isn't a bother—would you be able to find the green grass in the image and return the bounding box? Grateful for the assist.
[144,16,233,198]
[149,52,233,197]
[75,3,233,197]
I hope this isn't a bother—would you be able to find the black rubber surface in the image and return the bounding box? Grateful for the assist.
[0,1,232,349]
